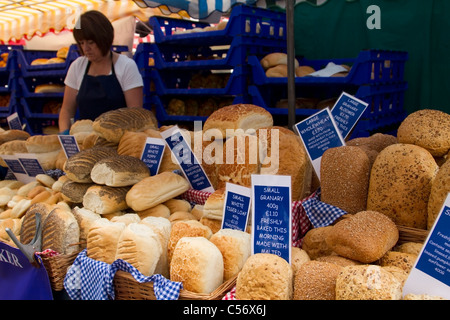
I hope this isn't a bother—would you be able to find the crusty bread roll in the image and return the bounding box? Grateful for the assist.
[301,226,335,260]
[203,104,273,140]
[70,119,93,135]
[315,254,362,267]
[92,107,158,144]
[90,155,150,187]
[209,228,251,281]
[34,84,65,93]
[293,260,342,300]
[115,223,162,276]
[0,129,30,145]
[42,207,80,254]
[367,143,439,229]
[25,134,61,153]
[82,185,130,215]
[199,217,222,234]
[202,188,225,220]
[87,218,126,264]
[427,159,450,229]
[295,65,315,77]
[335,265,403,300]
[397,109,450,157]
[60,180,95,204]
[163,198,191,213]
[265,64,288,77]
[236,253,293,300]
[260,52,299,70]
[125,172,190,212]
[137,204,171,219]
[31,58,49,65]
[378,251,417,273]
[394,241,423,256]
[291,247,311,274]
[0,218,21,241]
[57,47,69,59]
[325,211,399,263]
[170,237,224,294]
[71,206,101,246]
[320,146,371,214]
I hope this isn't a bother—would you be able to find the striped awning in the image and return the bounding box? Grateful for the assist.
[0,0,188,43]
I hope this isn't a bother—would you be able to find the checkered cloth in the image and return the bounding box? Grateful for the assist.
[64,249,182,300]
[300,188,347,228]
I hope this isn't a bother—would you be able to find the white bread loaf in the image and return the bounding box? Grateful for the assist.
[136,204,171,219]
[202,188,225,220]
[170,237,224,294]
[163,198,191,213]
[82,185,130,215]
[86,218,126,264]
[115,223,162,276]
[25,134,61,153]
[0,129,30,145]
[110,213,141,225]
[209,228,251,281]
[125,172,190,212]
[71,206,101,245]
[42,207,80,254]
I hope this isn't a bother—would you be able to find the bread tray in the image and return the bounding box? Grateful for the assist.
[113,271,237,300]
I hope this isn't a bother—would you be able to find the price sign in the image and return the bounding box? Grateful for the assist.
[7,113,23,131]
[331,92,368,139]
[403,193,450,299]
[222,182,251,232]
[0,155,34,183]
[251,174,291,263]
[140,137,165,176]
[16,153,45,177]
[58,135,80,158]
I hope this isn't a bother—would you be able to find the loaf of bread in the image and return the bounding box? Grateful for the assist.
[137,204,171,219]
[291,247,311,274]
[293,260,342,300]
[397,109,450,157]
[320,146,371,214]
[71,206,101,246]
[427,159,450,229]
[203,104,273,139]
[90,155,150,187]
[301,226,335,260]
[19,202,54,244]
[325,211,399,263]
[260,52,299,70]
[236,253,293,300]
[0,140,28,167]
[86,218,126,264]
[125,172,190,212]
[42,207,80,254]
[335,265,403,300]
[0,129,30,145]
[92,107,158,144]
[316,255,362,267]
[295,65,315,77]
[201,138,224,189]
[83,185,130,215]
[170,237,224,294]
[115,223,162,276]
[202,188,225,220]
[378,251,417,273]
[60,180,95,204]
[265,64,288,78]
[25,134,61,153]
[163,198,191,213]
[367,143,439,229]
[209,228,251,281]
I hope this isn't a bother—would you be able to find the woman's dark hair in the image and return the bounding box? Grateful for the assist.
[73,10,114,56]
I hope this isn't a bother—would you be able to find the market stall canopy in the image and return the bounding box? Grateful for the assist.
[0,0,188,43]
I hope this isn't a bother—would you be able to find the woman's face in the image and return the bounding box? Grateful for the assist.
[79,39,105,62]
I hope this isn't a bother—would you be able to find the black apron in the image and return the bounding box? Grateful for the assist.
[76,52,127,121]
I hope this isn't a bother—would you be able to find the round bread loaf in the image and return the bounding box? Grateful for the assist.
[70,119,93,135]
[295,65,315,77]
[427,160,450,229]
[236,253,293,300]
[209,228,251,281]
[325,210,399,263]
[320,146,370,214]
[378,251,417,273]
[293,260,342,300]
[301,226,335,260]
[367,143,439,229]
[397,109,450,157]
[335,265,403,300]
[117,131,147,159]
[265,64,288,77]
[87,218,126,264]
[170,237,224,294]
[290,247,311,274]
[82,185,130,215]
[394,242,423,256]
[203,104,273,140]
[346,132,397,153]
[92,107,158,144]
[90,155,150,187]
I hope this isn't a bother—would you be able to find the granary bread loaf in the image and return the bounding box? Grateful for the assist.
[427,159,450,229]
[367,143,439,229]
[126,172,190,212]
[236,253,293,300]
[293,260,342,300]
[378,251,417,273]
[335,265,403,300]
[290,247,311,274]
[170,237,224,294]
[320,146,370,214]
[115,223,162,276]
[63,146,118,183]
[203,104,273,139]
[301,226,335,260]
[209,228,251,281]
[83,185,130,215]
[42,207,80,254]
[87,218,126,264]
[397,109,450,157]
[325,210,399,263]
[92,107,158,144]
[90,155,150,187]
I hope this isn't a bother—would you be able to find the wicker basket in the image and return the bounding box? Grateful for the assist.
[41,251,79,291]
[114,271,237,300]
[397,225,429,245]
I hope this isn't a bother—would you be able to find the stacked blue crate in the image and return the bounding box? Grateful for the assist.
[0,46,23,124]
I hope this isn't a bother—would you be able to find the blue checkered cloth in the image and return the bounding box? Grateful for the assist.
[64,249,183,300]
[301,189,347,228]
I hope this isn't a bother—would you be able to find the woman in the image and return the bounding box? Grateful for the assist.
[58,10,143,134]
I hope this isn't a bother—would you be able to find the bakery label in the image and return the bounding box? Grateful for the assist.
[403,193,450,299]
[140,137,165,176]
[15,153,45,177]
[331,92,368,139]
[251,174,292,263]
[294,108,345,180]
[161,125,214,193]
[58,135,80,158]
[222,182,251,232]
[7,113,22,131]
[0,155,34,183]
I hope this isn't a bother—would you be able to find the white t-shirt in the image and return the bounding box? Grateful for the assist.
[64,54,143,92]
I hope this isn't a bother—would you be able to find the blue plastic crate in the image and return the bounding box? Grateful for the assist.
[248,50,408,86]
[17,77,65,99]
[149,4,286,45]
[18,97,61,120]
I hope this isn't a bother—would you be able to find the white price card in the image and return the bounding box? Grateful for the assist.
[140,137,165,176]
[58,135,80,158]
[221,182,251,232]
[0,155,34,183]
[251,174,291,264]
[16,153,45,177]
[7,113,23,131]
[403,193,450,299]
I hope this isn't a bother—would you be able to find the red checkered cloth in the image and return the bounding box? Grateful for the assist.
[223,287,237,300]
[36,249,59,257]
